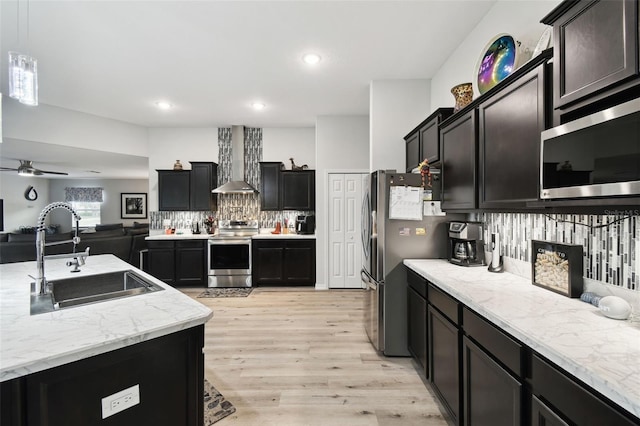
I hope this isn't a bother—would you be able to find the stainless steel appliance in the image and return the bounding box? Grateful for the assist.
[540,97,640,199]
[295,215,315,234]
[448,221,485,267]
[361,170,460,356]
[207,219,258,287]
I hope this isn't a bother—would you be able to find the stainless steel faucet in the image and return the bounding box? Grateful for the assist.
[35,202,90,295]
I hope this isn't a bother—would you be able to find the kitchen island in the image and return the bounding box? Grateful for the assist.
[405,259,639,424]
[0,254,212,425]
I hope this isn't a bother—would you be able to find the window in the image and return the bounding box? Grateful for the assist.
[65,187,104,228]
[70,202,101,228]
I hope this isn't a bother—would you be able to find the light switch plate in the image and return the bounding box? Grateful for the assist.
[101,384,140,419]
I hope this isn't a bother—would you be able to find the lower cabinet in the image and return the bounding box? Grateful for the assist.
[252,239,316,285]
[405,266,639,426]
[1,326,205,426]
[407,285,427,375]
[529,353,638,426]
[147,240,206,287]
[531,395,569,426]
[462,336,522,426]
[428,305,461,425]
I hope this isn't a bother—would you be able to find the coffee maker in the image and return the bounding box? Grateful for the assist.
[295,215,315,234]
[448,221,485,266]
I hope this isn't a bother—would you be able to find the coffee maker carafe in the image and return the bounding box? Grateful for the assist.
[448,221,485,266]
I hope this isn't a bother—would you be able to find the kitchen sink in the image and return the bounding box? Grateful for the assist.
[30,270,165,315]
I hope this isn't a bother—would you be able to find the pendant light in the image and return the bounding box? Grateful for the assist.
[8,0,38,106]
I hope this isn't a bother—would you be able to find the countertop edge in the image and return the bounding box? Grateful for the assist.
[403,259,640,419]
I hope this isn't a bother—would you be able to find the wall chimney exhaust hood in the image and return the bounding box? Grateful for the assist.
[212,125,259,194]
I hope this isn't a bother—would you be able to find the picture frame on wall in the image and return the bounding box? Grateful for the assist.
[121,193,147,219]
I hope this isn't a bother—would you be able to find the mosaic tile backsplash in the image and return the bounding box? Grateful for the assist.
[151,127,313,230]
[484,213,639,291]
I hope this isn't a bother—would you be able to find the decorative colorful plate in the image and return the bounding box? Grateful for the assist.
[476,34,518,95]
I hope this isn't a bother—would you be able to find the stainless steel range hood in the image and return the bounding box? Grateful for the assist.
[212,125,259,194]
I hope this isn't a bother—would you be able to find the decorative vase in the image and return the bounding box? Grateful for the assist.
[173,160,183,170]
[451,82,473,112]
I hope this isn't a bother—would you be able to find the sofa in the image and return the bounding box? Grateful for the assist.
[0,223,148,268]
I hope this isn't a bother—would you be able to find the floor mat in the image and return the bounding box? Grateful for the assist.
[204,379,236,424]
[198,288,253,298]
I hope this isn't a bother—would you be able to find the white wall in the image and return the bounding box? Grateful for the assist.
[2,101,148,157]
[263,128,315,169]
[315,115,369,289]
[147,128,219,210]
[0,174,50,232]
[48,179,149,232]
[369,79,431,172]
[430,0,562,110]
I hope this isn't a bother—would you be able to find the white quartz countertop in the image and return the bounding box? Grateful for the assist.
[0,255,213,382]
[404,259,640,419]
[146,232,213,240]
[253,232,316,239]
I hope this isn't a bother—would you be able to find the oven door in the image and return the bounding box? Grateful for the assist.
[207,238,252,287]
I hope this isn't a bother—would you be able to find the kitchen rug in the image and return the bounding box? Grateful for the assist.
[198,288,253,298]
[204,379,236,425]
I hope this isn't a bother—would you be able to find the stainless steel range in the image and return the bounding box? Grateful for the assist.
[207,220,258,288]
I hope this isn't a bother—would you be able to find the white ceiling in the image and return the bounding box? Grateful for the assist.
[0,0,496,178]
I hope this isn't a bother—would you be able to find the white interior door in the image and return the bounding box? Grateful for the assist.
[329,173,365,289]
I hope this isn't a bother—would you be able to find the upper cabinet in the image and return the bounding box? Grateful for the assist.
[405,108,454,172]
[189,162,218,211]
[438,51,553,212]
[542,0,640,118]
[259,162,315,211]
[479,61,551,209]
[158,170,191,211]
[281,171,315,211]
[440,109,478,211]
[259,162,283,211]
[158,162,218,211]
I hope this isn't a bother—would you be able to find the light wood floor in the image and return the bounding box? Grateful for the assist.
[181,287,449,426]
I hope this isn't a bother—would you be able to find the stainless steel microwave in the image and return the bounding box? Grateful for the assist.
[540,98,640,199]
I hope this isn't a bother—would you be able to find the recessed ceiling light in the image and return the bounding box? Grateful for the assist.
[251,102,266,110]
[302,53,321,65]
[155,101,173,110]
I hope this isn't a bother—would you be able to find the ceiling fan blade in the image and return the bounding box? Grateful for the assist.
[0,167,19,171]
[39,170,68,175]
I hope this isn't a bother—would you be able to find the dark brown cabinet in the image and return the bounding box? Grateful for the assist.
[189,162,218,211]
[158,170,191,211]
[281,170,315,211]
[405,108,454,172]
[259,162,282,211]
[147,240,206,287]
[259,163,315,211]
[1,326,204,426]
[407,269,428,376]
[428,284,462,425]
[158,162,218,211]
[531,395,569,426]
[542,0,640,114]
[441,109,478,211]
[462,307,524,426]
[529,353,638,426]
[478,61,550,209]
[252,239,316,285]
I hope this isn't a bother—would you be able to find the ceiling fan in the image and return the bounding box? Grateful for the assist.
[0,160,68,176]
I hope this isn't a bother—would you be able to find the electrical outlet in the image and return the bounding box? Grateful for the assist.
[101,384,140,419]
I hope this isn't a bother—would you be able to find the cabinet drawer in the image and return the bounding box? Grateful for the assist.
[176,240,204,249]
[147,240,174,249]
[428,284,459,325]
[529,353,637,426]
[463,307,523,377]
[407,269,427,298]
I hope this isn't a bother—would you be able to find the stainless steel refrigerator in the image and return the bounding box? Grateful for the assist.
[360,170,459,356]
